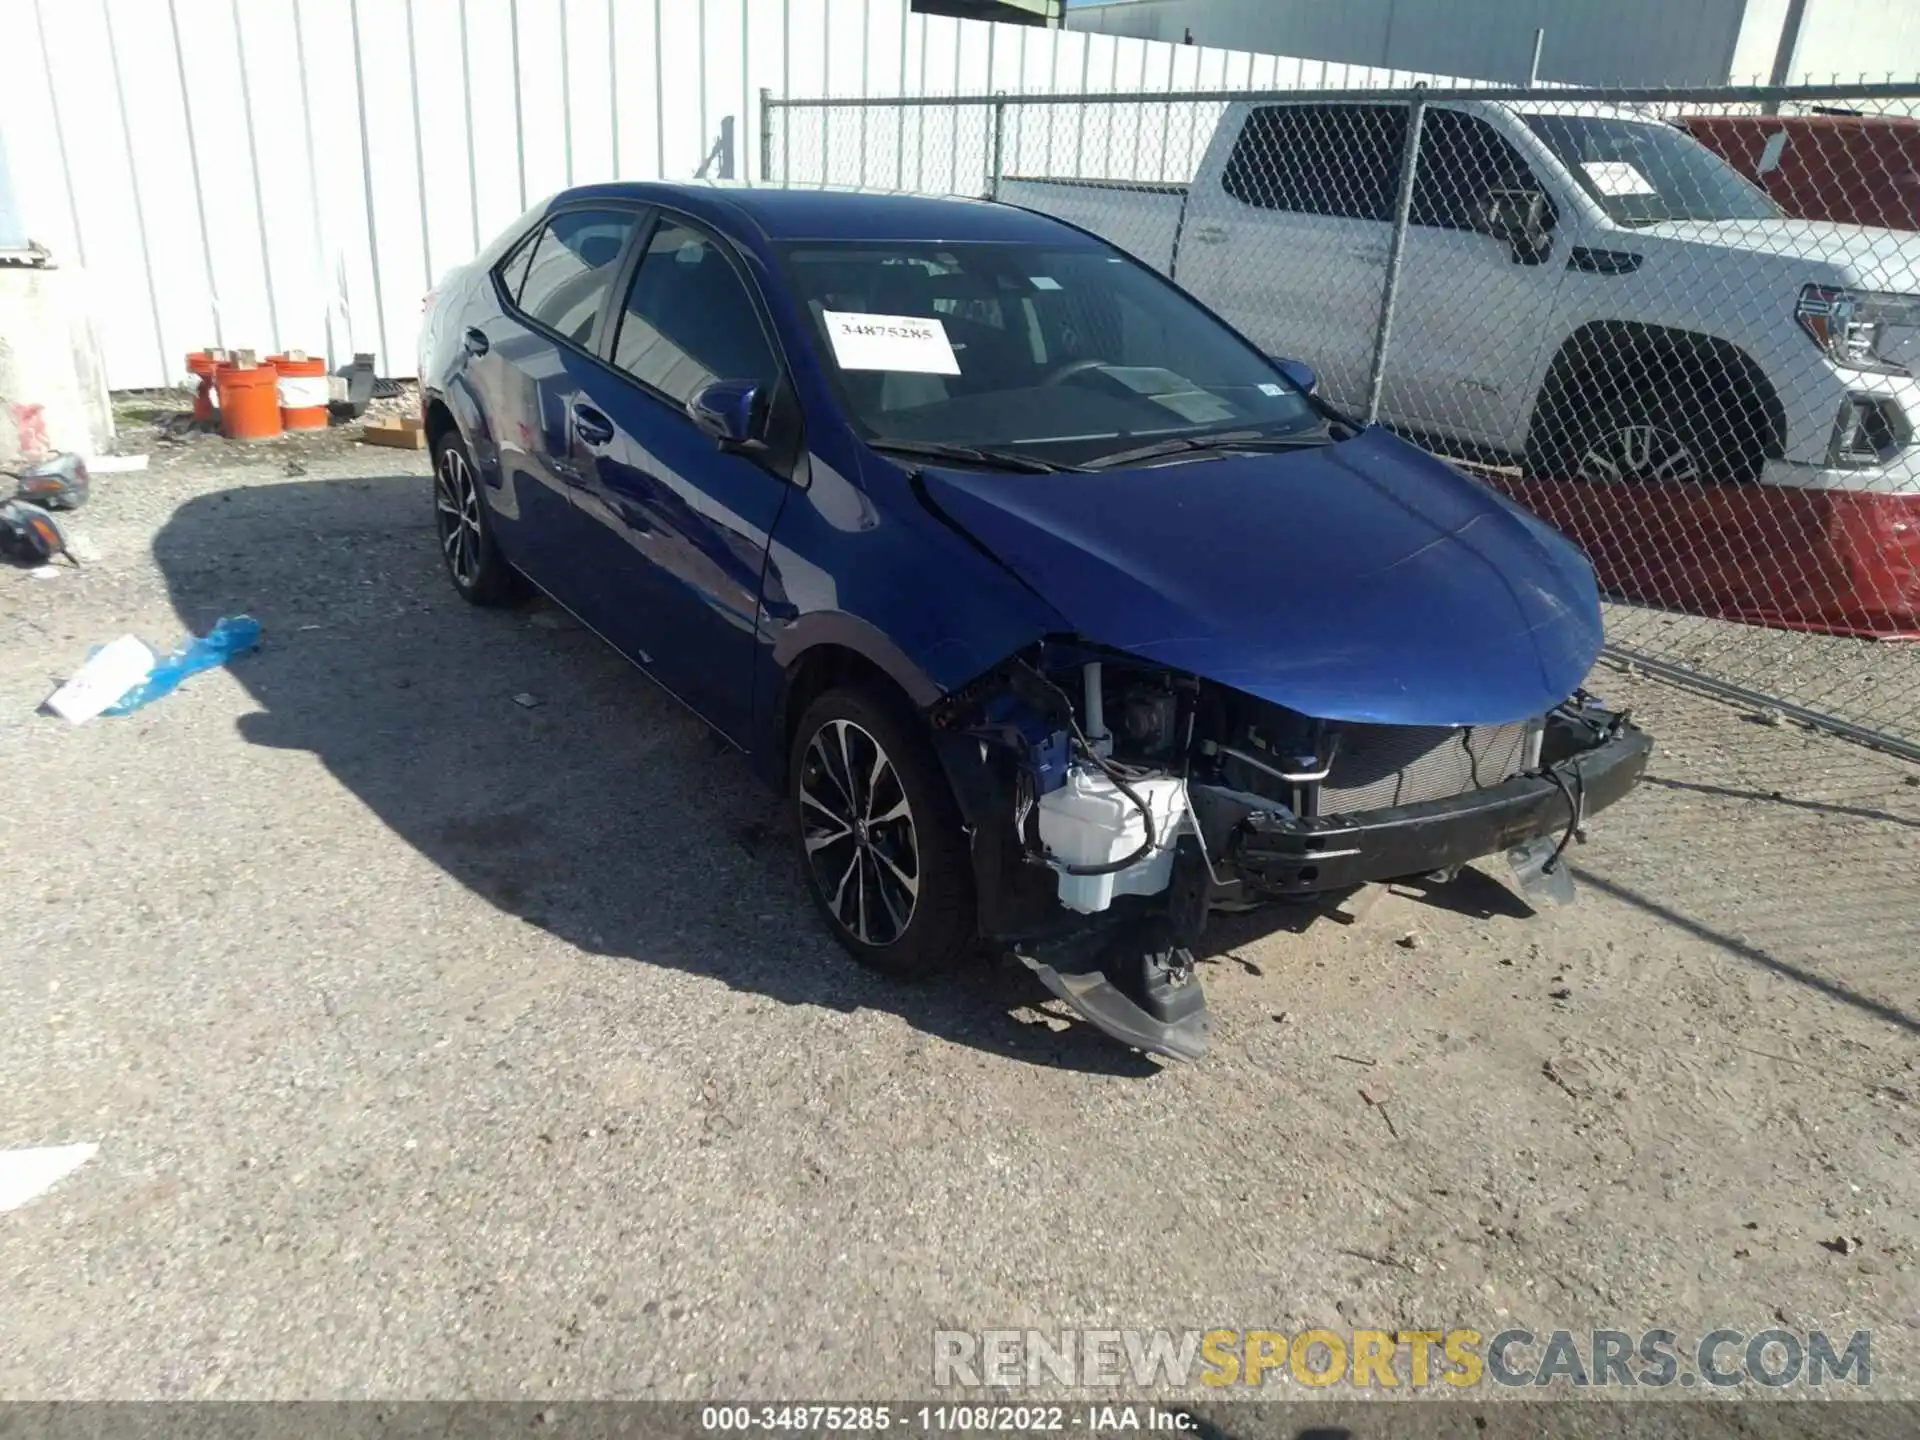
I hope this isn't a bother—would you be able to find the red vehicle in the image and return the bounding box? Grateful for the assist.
[1683,111,1920,231]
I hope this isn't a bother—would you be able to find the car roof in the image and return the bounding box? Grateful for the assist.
[547,181,1100,245]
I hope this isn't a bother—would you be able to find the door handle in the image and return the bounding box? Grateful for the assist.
[572,403,615,448]
[463,327,490,357]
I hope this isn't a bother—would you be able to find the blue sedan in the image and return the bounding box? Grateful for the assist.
[418,183,1650,1059]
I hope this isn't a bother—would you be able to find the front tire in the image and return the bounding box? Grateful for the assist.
[432,430,527,606]
[789,686,976,978]
[1526,381,1764,487]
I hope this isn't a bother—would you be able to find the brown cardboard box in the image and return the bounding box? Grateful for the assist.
[360,416,426,450]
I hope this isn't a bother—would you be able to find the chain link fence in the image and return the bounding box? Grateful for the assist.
[763,81,1920,761]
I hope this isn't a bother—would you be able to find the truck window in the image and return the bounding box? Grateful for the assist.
[1411,109,1551,232]
[1222,104,1406,222]
[1521,112,1781,225]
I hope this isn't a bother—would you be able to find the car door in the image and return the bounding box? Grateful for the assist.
[571,213,795,745]
[1173,102,1402,412]
[470,205,643,616]
[1383,105,1569,450]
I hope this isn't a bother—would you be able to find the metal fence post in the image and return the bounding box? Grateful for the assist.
[1364,83,1426,427]
[759,87,774,183]
[990,93,1008,199]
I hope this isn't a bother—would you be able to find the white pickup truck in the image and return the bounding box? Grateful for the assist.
[1001,98,1920,493]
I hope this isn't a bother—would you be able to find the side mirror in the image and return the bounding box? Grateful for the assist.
[1478,188,1552,262]
[686,379,766,451]
[1270,357,1317,396]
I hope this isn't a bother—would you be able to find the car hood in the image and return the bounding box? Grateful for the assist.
[1641,217,1920,287]
[917,428,1603,727]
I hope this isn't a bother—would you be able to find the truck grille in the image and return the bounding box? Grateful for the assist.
[1317,721,1530,816]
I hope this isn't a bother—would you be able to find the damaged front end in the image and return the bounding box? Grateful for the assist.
[928,642,1652,1062]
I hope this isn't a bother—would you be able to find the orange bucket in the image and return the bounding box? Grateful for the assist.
[185,349,225,421]
[267,351,330,430]
[216,363,282,440]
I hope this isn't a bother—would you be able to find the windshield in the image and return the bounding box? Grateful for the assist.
[777,239,1324,466]
[1522,113,1782,225]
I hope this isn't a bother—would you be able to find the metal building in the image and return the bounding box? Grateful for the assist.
[1068,0,1920,88]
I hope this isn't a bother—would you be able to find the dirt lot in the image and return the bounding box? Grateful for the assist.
[1603,601,1920,755]
[1,421,1916,1405]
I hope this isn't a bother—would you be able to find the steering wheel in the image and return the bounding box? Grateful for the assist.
[1040,358,1111,387]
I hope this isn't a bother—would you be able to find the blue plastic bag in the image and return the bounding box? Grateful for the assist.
[103,615,262,716]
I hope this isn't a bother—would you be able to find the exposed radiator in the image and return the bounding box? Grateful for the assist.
[1317,720,1531,816]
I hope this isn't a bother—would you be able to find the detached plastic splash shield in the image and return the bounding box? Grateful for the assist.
[1015,950,1211,1063]
[1505,833,1579,907]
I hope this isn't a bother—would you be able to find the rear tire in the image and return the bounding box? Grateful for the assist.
[432,429,527,606]
[789,685,976,978]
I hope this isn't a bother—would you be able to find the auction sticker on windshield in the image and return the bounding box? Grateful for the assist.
[822,310,961,374]
[1582,160,1658,197]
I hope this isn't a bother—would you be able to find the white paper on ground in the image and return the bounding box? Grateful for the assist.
[0,1143,98,1213]
[821,311,961,374]
[45,635,154,724]
[1582,160,1658,197]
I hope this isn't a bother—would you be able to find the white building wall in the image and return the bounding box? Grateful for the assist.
[0,0,1482,390]
[14,0,1910,391]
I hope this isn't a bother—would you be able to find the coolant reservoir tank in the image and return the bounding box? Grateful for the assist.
[1036,766,1189,914]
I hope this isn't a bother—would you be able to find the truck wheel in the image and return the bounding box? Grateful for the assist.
[789,686,977,979]
[1527,384,1763,487]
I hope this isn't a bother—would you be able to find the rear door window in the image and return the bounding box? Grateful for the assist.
[512,209,640,345]
[1222,104,1407,221]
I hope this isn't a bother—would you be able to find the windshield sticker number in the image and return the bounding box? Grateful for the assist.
[822,310,961,374]
[1258,382,1284,396]
[1029,276,1062,290]
[1582,160,1658,197]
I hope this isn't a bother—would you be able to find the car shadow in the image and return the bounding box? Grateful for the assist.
[157,472,1545,1073]
[151,473,1171,1072]
[1387,864,1538,920]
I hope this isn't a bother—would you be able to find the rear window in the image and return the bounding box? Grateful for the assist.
[512,209,639,344]
[1223,104,1406,222]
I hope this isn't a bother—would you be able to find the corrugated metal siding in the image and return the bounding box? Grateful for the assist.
[1,0,1529,391]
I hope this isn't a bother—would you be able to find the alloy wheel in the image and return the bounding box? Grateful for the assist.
[1578,422,1700,484]
[435,446,483,587]
[798,718,920,947]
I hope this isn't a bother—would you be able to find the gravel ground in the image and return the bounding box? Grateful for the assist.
[1,422,1916,1405]
[1604,603,1920,753]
